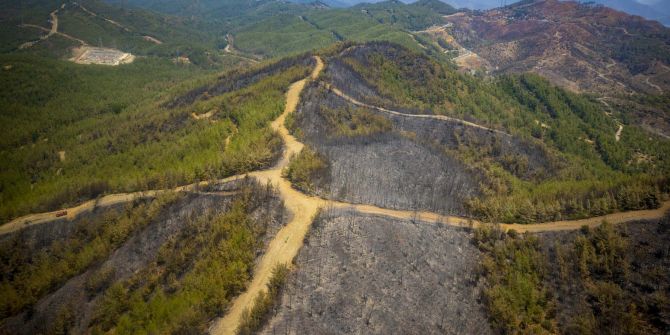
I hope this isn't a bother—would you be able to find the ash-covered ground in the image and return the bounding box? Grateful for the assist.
[260,209,491,335]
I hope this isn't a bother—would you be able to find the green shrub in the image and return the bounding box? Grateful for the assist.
[0,193,179,319]
[283,147,329,193]
[237,263,289,335]
[475,225,556,334]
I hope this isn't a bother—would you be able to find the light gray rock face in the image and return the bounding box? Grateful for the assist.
[261,210,492,335]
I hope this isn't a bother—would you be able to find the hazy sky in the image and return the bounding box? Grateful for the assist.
[635,0,661,4]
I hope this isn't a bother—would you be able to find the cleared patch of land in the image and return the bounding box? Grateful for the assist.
[70,46,134,65]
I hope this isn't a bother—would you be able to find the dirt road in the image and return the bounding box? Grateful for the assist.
[19,5,88,49]
[17,7,59,49]
[0,176,244,236]
[49,7,59,36]
[327,84,508,135]
[222,34,260,63]
[208,56,325,335]
[76,3,131,32]
[616,124,623,142]
[3,54,669,334]
[332,200,670,233]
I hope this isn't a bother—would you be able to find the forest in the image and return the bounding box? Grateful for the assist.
[0,53,310,223]
[474,215,670,334]
[0,179,284,334]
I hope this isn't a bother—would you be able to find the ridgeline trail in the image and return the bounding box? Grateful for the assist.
[2,56,669,334]
[325,84,510,136]
[19,4,87,48]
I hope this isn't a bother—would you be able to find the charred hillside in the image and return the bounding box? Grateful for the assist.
[0,179,285,334]
[284,43,564,216]
[284,42,670,223]
[290,80,482,215]
[260,209,492,335]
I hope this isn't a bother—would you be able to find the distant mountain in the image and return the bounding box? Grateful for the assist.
[590,0,670,26]
[105,0,310,18]
[288,0,350,8]
[447,0,670,26]
[296,0,670,26]
[410,0,457,14]
[444,0,670,95]
[439,0,505,10]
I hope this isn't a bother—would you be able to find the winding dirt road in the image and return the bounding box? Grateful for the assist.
[19,5,88,49]
[326,84,509,136]
[49,8,58,36]
[223,34,260,64]
[208,56,325,335]
[3,55,669,334]
[76,3,131,32]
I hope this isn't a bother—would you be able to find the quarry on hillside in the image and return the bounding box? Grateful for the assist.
[70,46,135,66]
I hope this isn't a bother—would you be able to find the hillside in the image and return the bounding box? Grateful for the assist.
[0,180,286,334]
[443,0,670,96]
[435,0,670,138]
[0,52,313,223]
[226,0,451,58]
[1,43,667,335]
[287,42,669,223]
[1,0,670,334]
[1,0,231,65]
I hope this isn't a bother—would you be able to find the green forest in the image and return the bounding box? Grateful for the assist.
[474,219,670,334]
[0,53,310,223]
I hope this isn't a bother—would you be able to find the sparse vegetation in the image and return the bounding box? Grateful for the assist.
[89,188,280,334]
[320,105,392,138]
[0,193,181,319]
[283,147,329,194]
[237,263,289,335]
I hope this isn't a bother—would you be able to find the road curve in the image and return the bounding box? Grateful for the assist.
[326,84,509,136]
